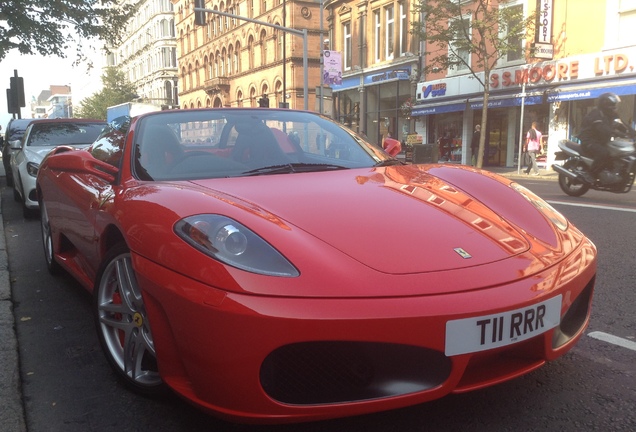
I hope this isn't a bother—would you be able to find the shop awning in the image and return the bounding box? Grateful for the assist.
[411,75,636,116]
[549,76,636,102]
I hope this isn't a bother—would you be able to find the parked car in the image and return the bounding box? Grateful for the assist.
[36,108,596,424]
[11,118,106,216]
[3,118,34,186]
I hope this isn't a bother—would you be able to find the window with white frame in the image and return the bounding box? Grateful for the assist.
[374,10,381,63]
[343,22,352,70]
[502,2,524,63]
[399,3,408,56]
[385,5,394,60]
[449,15,471,72]
[604,0,634,47]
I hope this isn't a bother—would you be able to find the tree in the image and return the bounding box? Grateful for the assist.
[74,67,138,120]
[412,0,537,168]
[0,1,136,64]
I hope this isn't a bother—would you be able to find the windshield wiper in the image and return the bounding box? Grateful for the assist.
[243,164,296,176]
[374,159,405,167]
[243,163,349,176]
[288,162,348,172]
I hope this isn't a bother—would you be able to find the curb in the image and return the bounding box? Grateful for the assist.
[0,188,27,432]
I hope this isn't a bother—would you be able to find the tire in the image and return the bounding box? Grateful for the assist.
[39,198,63,275]
[22,200,38,219]
[94,243,165,395]
[12,185,20,202]
[558,160,591,197]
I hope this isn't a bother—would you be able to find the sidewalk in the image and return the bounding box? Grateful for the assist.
[0,159,27,432]
[487,164,558,180]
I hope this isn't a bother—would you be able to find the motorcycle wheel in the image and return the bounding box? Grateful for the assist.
[558,160,591,197]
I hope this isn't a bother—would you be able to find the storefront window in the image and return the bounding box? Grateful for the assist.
[428,112,463,162]
[366,80,411,148]
[570,95,635,140]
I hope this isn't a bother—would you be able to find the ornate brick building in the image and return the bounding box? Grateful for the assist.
[173,0,324,111]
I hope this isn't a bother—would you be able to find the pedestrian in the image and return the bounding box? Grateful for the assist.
[470,124,480,166]
[524,122,542,175]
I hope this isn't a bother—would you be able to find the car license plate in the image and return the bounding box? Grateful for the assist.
[445,295,562,356]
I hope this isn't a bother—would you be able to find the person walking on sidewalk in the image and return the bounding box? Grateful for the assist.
[524,122,542,175]
[471,124,481,166]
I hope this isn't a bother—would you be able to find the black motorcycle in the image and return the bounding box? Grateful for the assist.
[552,120,636,197]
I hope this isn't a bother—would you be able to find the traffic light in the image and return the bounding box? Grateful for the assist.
[7,72,25,115]
[194,0,206,26]
[258,95,269,108]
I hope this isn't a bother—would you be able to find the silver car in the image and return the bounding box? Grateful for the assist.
[11,118,106,217]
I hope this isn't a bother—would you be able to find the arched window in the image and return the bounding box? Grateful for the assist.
[204,55,210,81]
[215,50,221,77]
[237,90,243,107]
[260,29,267,66]
[274,27,281,61]
[165,80,173,104]
[250,87,256,107]
[222,47,229,76]
[228,45,234,75]
[247,36,254,70]
[234,41,241,73]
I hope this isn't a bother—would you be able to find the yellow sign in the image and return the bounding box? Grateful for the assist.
[406,134,423,145]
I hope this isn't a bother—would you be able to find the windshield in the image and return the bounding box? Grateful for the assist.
[27,122,106,147]
[133,109,393,181]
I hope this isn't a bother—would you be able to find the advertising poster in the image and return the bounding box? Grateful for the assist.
[323,50,342,85]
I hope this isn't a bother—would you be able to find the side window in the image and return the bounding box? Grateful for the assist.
[90,126,126,167]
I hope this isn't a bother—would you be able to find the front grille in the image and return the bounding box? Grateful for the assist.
[260,341,451,405]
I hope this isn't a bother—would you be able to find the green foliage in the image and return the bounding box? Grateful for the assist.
[412,0,536,87]
[411,0,537,168]
[0,1,136,63]
[74,67,138,120]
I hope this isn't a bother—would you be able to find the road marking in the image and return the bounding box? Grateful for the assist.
[588,331,636,351]
[548,201,636,213]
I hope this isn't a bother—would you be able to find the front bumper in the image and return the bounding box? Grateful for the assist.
[132,238,596,424]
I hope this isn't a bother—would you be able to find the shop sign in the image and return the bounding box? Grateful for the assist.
[406,134,423,145]
[536,0,554,45]
[532,42,554,60]
[364,69,411,86]
[415,47,636,103]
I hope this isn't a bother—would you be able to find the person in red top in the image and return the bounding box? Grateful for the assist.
[524,121,542,175]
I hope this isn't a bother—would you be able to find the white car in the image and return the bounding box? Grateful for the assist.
[11,118,106,217]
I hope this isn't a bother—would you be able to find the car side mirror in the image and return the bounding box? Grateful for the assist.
[9,139,22,150]
[44,149,119,183]
[382,137,402,157]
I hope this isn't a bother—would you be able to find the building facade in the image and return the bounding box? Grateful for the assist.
[106,0,179,108]
[173,0,324,112]
[29,85,73,118]
[410,0,636,168]
[325,0,421,147]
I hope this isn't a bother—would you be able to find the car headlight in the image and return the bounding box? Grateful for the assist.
[27,161,40,177]
[511,183,568,231]
[174,215,299,277]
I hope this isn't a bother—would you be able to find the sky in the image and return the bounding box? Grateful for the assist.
[0,48,104,130]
